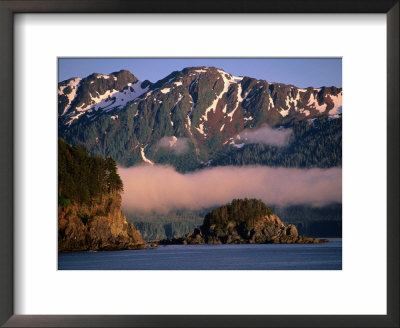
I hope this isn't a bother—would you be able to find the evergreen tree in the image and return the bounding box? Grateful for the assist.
[58,138,123,206]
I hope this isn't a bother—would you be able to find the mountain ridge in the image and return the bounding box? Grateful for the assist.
[59,66,342,128]
[58,66,342,171]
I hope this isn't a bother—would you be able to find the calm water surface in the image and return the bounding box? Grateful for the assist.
[58,239,341,270]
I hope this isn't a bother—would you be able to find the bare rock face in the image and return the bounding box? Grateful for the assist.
[58,193,144,252]
[286,224,299,237]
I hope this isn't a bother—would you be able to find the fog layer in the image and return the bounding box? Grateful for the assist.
[236,125,292,147]
[156,136,189,154]
[119,165,341,213]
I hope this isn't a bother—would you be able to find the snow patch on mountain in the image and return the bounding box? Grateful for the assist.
[200,70,233,123]
[140,146,154,165]
[65,80,149,126]
[227,83,243,121]
[307,93,327,113]
[285,90,300,109]
[160,88,171,94]
[279,108,290,117]
[97,74,114,80]
[67,112,85,125]
[196,124,206,136]
[59,78,82,116]
[328,92,343,117]
[269,96,274,110]
[172,94,183,110]
[233,76,243,82]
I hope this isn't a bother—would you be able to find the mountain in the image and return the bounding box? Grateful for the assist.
[159,199,328,245]
[58,69,152,124]
[58,66,342,171]
[58,139,145,252]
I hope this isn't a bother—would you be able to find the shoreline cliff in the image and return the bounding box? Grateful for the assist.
[58,138,145,252]
[58,192,145,252]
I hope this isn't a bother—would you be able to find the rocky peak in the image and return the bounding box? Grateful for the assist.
[58,69,149,126]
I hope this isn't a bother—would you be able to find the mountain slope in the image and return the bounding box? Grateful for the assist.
[58,66,342,171]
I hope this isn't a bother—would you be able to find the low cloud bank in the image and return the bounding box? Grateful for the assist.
[236,125,292,147]
[119,165,341,213]
[156,136,189,154]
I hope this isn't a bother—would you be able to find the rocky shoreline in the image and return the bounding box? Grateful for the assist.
[58,193,145,252]
[159,200,328,246]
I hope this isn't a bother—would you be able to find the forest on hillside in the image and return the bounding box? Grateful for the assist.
[212,116,342,168]
[58,138,123,207]
[61,113,341,172]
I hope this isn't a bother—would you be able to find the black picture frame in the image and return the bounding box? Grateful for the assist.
[0,1,398,327]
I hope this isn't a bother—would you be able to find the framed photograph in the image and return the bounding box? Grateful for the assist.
[1,1,398,327]
[57,57,343,271]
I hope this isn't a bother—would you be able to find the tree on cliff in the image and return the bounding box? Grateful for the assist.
[202,198,273,231]
[104,157,123,193]
[58,138,123,206]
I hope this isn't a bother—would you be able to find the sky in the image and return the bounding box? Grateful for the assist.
[58,58,342,88]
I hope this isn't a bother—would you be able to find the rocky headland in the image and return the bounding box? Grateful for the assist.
[58,193,145,252]
[58,138,145,252]
[159,199,328,245]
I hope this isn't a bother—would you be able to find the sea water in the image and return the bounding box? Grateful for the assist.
[58,239,342,270]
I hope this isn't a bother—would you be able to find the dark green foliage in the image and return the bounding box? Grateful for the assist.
[133,220,202,241]
[145,141,200,173]
[61,113,341,172]
[272,203,342,222]
[95,209,107,217]
[189,74,221,127]
[58,196,71,207]
[272,203,342,238]
[213,116,342,168]
[58,138,123,206]
[294,220,342,238]
[126,209,205,240]
[58,94,69,116]
[151,151,200,173]
[202,198,273,231]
